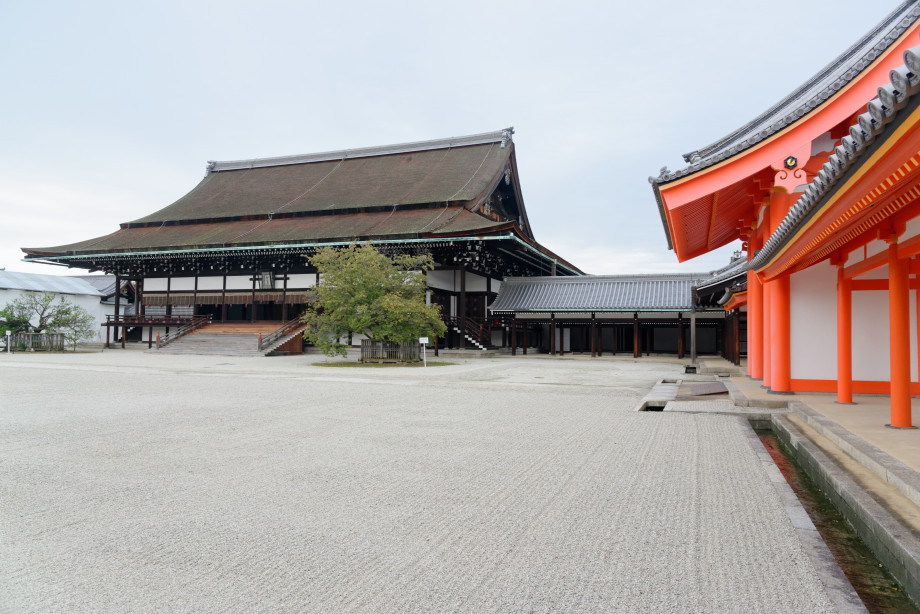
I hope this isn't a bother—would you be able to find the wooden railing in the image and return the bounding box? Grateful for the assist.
[105,314,205,327]
[7,333,66,352]
[258,319,305,352]
[448,316,491,347]
[155,315,212,348]
[360,339,420,362]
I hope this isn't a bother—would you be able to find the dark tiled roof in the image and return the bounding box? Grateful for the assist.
[694,256,748,292]
[131,130,515,225]
[23,129,540,259]
[752,39,920,271]
[651,1,920,185]
[25,208,509,256]
[489,274,707,313]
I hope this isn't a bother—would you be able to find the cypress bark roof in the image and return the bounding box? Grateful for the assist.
[24,128,539,259]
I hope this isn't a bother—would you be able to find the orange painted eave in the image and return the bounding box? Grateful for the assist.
[658,21,920,262]
[723,291,747,311]
[760,103,920,279]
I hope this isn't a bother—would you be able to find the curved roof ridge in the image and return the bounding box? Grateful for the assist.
[207,127,514,173]
[652,2,920,185]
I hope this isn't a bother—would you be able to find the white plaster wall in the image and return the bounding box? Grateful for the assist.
[790,264,837,380]
[905,215,920,238]
[169,277,195,291]
[144,277,168,291]
[197,276,224,291]
[287,274,316,289]
[865,238,888,258]
[852,291,891,381]
[427,270,455,291]
[465,273,487,292]
[0,288,110,343]
[225,275,252,290]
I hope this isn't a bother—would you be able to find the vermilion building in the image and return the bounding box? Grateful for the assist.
[651,2,920,427]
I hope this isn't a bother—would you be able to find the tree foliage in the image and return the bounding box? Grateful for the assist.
[0,292,98,349]
[302,243,447,357]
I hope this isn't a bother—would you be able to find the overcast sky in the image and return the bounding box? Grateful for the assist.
[0,1,904,276]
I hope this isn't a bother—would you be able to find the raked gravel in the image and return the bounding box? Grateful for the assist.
[0,353,838,613]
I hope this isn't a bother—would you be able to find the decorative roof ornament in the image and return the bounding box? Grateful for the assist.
[501,127,515,148]
[206,161,216,176]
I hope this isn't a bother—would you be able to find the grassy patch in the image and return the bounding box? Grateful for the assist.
[312,361,456,368]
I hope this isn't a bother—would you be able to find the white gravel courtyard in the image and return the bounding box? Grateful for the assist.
[0,353,842,613]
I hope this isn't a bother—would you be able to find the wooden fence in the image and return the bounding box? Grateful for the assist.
[7,333,66,352]
[360,339,420,362]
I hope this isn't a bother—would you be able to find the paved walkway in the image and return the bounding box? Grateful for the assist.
[727,367,920,473]
[1,352,846,612]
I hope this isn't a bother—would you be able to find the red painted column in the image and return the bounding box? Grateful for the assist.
[837,264,853,404]
[747,232,764,379]
[766,191,794,392]
[888,239,913,427]
[772,273,791,392]
[763,280,773,388]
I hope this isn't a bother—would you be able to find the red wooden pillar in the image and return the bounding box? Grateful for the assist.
[748,264,764,379]
[888,238,913,427]
[771,274,791,392]
[836,262,853,404]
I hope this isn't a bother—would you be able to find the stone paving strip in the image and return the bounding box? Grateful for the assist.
[0,355,847,612]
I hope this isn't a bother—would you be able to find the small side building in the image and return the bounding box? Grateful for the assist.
[0,271,108,343]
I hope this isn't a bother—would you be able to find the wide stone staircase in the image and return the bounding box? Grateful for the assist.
[152,321,305,356]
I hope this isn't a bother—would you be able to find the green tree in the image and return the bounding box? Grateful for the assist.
[0,292,98,349]
[53,301,98,350]
[302,243,447,357]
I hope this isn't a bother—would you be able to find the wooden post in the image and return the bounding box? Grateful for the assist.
[690,311,697,364]
[677,312,684,359]
[598,322,603,357]
[591,314,596,358]
[122,323,126,349]
[105,324,110,349]
[888,239,912,427]
[732,310,741,366]
[748,249,764,379]
[633,313,639,358]
[193,275,199,316]
[763,281,772,388]
[836,262,852,404]
[137,278,145,317]
[511,314,517,356]
[434,336,438,357]
[148,326,152,349]
[523,325,528,355]
[459,268,466,350]
[165,277,172,335]
[221,275,227,322]
[251,273,257,323]
[550,313,556,356]
[282,273,289,321]
[113,274,121,344]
